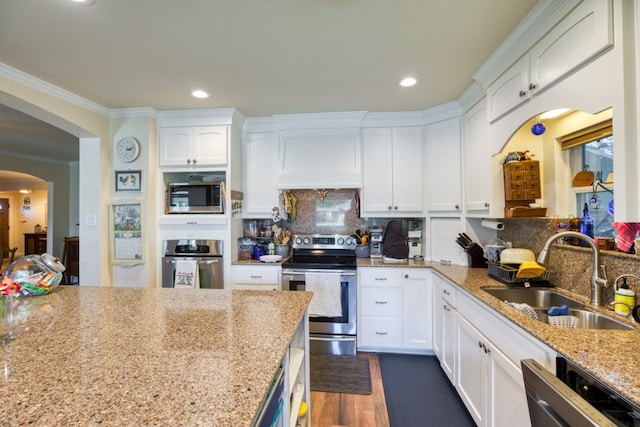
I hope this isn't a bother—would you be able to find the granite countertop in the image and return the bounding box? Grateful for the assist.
[356,258,640,408]
[232,257,290,266]
[0,287,312,426]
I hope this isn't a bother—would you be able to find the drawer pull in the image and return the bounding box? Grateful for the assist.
[443,289,451,295]
[375,331,388,335]
[374,277,388,281]
[250,275,263,279]
[375,301,388,304]
[443,305,451,311]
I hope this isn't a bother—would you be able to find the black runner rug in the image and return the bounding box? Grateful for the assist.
[379,353,475,427]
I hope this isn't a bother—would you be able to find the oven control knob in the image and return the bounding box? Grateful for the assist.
[294,237,303,245]
[337,237,344,245]
[302,237,311,245]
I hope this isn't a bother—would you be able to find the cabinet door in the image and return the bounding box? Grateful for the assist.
[463,101,493,215]
[432,275,443,359]
[243,132,279,216]
[159,128,191,167]
[191,127,227,166]
[530,0,613,93]
[402,269,431,350]
[425,118,462,212]
[391,127,423,213]
[428,217,467,265]
[456,314,487,427]
[362,128,394,213]
[487,342,532,427]
[441,299,456,385]
[486,55,530,123]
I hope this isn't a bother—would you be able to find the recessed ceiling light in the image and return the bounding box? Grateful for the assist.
[70,0,95,5]
[398,77,418,88]
[191,90,210,99]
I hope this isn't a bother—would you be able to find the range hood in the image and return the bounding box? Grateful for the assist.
[276,128,363,189]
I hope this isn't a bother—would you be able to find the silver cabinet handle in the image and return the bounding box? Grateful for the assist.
[375,301,388,304]
[375,331,388,335]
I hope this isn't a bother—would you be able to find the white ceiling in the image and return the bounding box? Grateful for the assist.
[0,0,538,166]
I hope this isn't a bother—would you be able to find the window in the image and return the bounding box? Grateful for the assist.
[560,119,614,238]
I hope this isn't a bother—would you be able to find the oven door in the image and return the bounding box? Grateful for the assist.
[283,269,356,355]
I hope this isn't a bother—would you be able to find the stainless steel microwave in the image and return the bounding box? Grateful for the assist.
[167,182,224,214]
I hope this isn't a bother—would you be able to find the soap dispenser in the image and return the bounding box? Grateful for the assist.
[614,278,636,317]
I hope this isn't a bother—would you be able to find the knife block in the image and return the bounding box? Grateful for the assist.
[467,250,487,268]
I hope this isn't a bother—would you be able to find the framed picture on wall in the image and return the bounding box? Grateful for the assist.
[111,200,144,265]
[115,170,142,192]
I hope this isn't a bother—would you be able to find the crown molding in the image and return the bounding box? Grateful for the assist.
[0,62,109,117]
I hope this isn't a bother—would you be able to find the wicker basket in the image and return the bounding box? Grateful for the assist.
[488,263,554,285]
[548,315,579,328]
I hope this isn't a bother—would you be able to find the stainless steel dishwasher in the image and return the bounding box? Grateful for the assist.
[161,239,224,289]
[522,358,640,426]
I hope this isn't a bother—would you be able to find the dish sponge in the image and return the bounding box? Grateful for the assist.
[516,261,547,278]
[548,305,569,316]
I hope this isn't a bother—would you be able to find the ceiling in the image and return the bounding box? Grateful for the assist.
[0,0,538,168]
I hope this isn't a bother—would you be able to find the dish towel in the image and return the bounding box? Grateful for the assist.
[305,272,342,318]
[612,222,640,252]
[174,260,199,289]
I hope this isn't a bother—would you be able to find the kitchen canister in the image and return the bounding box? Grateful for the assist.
[355,244,370,258]
[275,244,289,257]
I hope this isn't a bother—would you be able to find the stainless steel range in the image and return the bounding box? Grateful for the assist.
[282,234,357,355]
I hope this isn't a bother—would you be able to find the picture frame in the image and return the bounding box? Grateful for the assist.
[115,170,142,192]
[111,199,144,265]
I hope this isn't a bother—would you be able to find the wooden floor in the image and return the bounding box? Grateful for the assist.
[309,352,390,427]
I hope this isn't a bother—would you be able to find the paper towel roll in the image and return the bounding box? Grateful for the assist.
[481,220,505,231]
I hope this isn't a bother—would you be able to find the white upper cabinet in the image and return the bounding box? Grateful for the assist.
[159,126,228,168]
[463,100,494,216]
[487,0,613,123]
[242,132,279,217]
[425,118,462,212]
[361,127,423,216]
[276,128,362,189]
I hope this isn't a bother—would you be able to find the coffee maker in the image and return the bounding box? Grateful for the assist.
[407,220,423,258]
[369,227,384,258]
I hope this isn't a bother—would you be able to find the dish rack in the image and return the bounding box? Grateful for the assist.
[488,263,554,286]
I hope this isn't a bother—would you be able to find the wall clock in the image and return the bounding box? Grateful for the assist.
[116,137,140,163]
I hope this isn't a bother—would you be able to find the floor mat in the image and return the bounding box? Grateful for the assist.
[310,354,372,395]
[379,353,475,427]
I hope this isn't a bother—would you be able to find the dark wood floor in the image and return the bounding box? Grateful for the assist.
[309,352,390,427]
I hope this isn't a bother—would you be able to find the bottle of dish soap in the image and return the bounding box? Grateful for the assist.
[614,278,635,317]
[579,203,593,246]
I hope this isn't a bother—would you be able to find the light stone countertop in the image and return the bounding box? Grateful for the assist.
[0,287,312,426]
[357,258,640,408]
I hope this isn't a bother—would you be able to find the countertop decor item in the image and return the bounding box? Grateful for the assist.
[1,253,65,296]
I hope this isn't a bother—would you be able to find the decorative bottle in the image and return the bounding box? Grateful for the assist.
[579,203,593,246]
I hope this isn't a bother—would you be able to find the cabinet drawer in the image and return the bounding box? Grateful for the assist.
[509,171,525,181]
[510,180,526,190]
[525,161,540,172]
[359,268,402,287]
[509,190,529,200]
[361,287,402,316]
[233,266,280,284]
[440,279,457,306]
[525,189,541,199]
[524,170,540,181]
[359,317,403,348]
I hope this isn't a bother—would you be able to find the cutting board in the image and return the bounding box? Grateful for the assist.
[572,170,594,187]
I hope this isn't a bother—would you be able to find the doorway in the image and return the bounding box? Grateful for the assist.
[0,198,8,248]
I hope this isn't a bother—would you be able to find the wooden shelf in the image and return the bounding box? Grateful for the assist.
[504,207,547,218]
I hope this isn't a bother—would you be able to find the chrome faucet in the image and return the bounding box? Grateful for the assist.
[537,231,608,307]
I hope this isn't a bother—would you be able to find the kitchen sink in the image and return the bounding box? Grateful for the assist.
[481,287,635,331]
[481,287,585,309]
[534,308,634,331]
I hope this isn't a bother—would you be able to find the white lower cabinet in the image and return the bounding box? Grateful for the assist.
[232,265,281,290]
[358,267,431,353]
[432,272,456,384]
[454,290,553,427]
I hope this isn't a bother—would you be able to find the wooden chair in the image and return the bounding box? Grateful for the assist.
[0,247,17,273]
[62,237,79,285]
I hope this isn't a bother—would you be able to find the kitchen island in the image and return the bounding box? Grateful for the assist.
[0,286,312,426]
